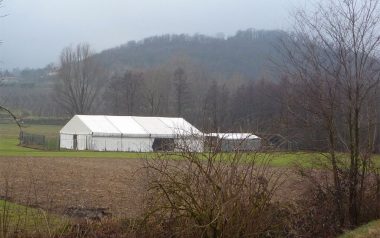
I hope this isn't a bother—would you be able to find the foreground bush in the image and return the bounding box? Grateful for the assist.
[138,148,290,238]
[288,162,380,238]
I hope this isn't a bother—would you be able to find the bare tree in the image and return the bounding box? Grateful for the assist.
[104,70,144,115]
[144,82,164,116]
[203,81,229,132]
[143,70,171,116]
[282,0,380,227]
[122,71,144,114]
[54,43,103,115]
[173,67,189,116]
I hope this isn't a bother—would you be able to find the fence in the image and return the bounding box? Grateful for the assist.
[19,131,60,151]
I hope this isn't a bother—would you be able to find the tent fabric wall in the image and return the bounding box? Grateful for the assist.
[59,115,204,152]
[120,137,154,152]
[77,135,88,150]
[60,133,73,150]
[60,133,89,150]
[90,136,153,152]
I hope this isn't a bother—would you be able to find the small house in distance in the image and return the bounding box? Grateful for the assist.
[60,115,203,152]
[205,133,261,152]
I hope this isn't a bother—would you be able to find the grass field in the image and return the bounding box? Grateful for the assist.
[0,199,68,235]
[339,220,380,238]
[0,123,153,158]
[0,123,379,167]
[0,122,379,237]
[0,123,294,162]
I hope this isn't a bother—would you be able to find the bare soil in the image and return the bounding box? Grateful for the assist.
[0,157,147,218]
[0,157,307,218]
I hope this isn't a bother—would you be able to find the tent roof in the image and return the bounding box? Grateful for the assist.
[159,117,201,135]
[61,115,202,138]
[77,115,121,134]
[132,116,173,136]
[207,133,260,140]
[106,116,148,135]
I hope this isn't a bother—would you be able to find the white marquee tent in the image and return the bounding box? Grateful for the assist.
[60,115,203,152]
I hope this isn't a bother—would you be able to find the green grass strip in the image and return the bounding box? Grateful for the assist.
[0,200,68,235]
[338,220,380,238]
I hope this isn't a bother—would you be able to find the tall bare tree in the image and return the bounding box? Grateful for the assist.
[103,70,144,115]
[173,67,189,116]
[120,71,143,114]
[203,81,229,132]
[143,69,171,116]
[282,0,380,227]
[55,43,103,115]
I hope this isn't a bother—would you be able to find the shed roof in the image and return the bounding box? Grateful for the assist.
[207,133,260,140]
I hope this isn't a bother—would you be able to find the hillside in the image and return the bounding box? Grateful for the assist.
[3,29,286,84]
[0,29,288,119]
[95,29,287,79]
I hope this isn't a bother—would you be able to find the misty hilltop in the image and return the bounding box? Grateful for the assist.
[0,29,288,119]
[5,29,287,83]
[94,29,286,80]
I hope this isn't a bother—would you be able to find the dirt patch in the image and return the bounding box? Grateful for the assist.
[0,157,147,218]
[0,156,307,218]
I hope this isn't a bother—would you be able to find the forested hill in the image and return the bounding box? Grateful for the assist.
[0,29,289,118]
[95,29,287,79]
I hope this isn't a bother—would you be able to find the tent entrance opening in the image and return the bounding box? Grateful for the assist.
[152,138,175,151]
[73,134,78,150]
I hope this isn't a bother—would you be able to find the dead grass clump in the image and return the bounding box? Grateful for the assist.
[59,219,127,238]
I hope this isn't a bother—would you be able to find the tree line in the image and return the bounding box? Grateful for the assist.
[54,44,285,137]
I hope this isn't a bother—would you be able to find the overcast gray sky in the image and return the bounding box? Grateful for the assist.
[0,0,305,69]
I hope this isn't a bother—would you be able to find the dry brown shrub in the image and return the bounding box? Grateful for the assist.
[136,143,290,238]
[288,163,380,238]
